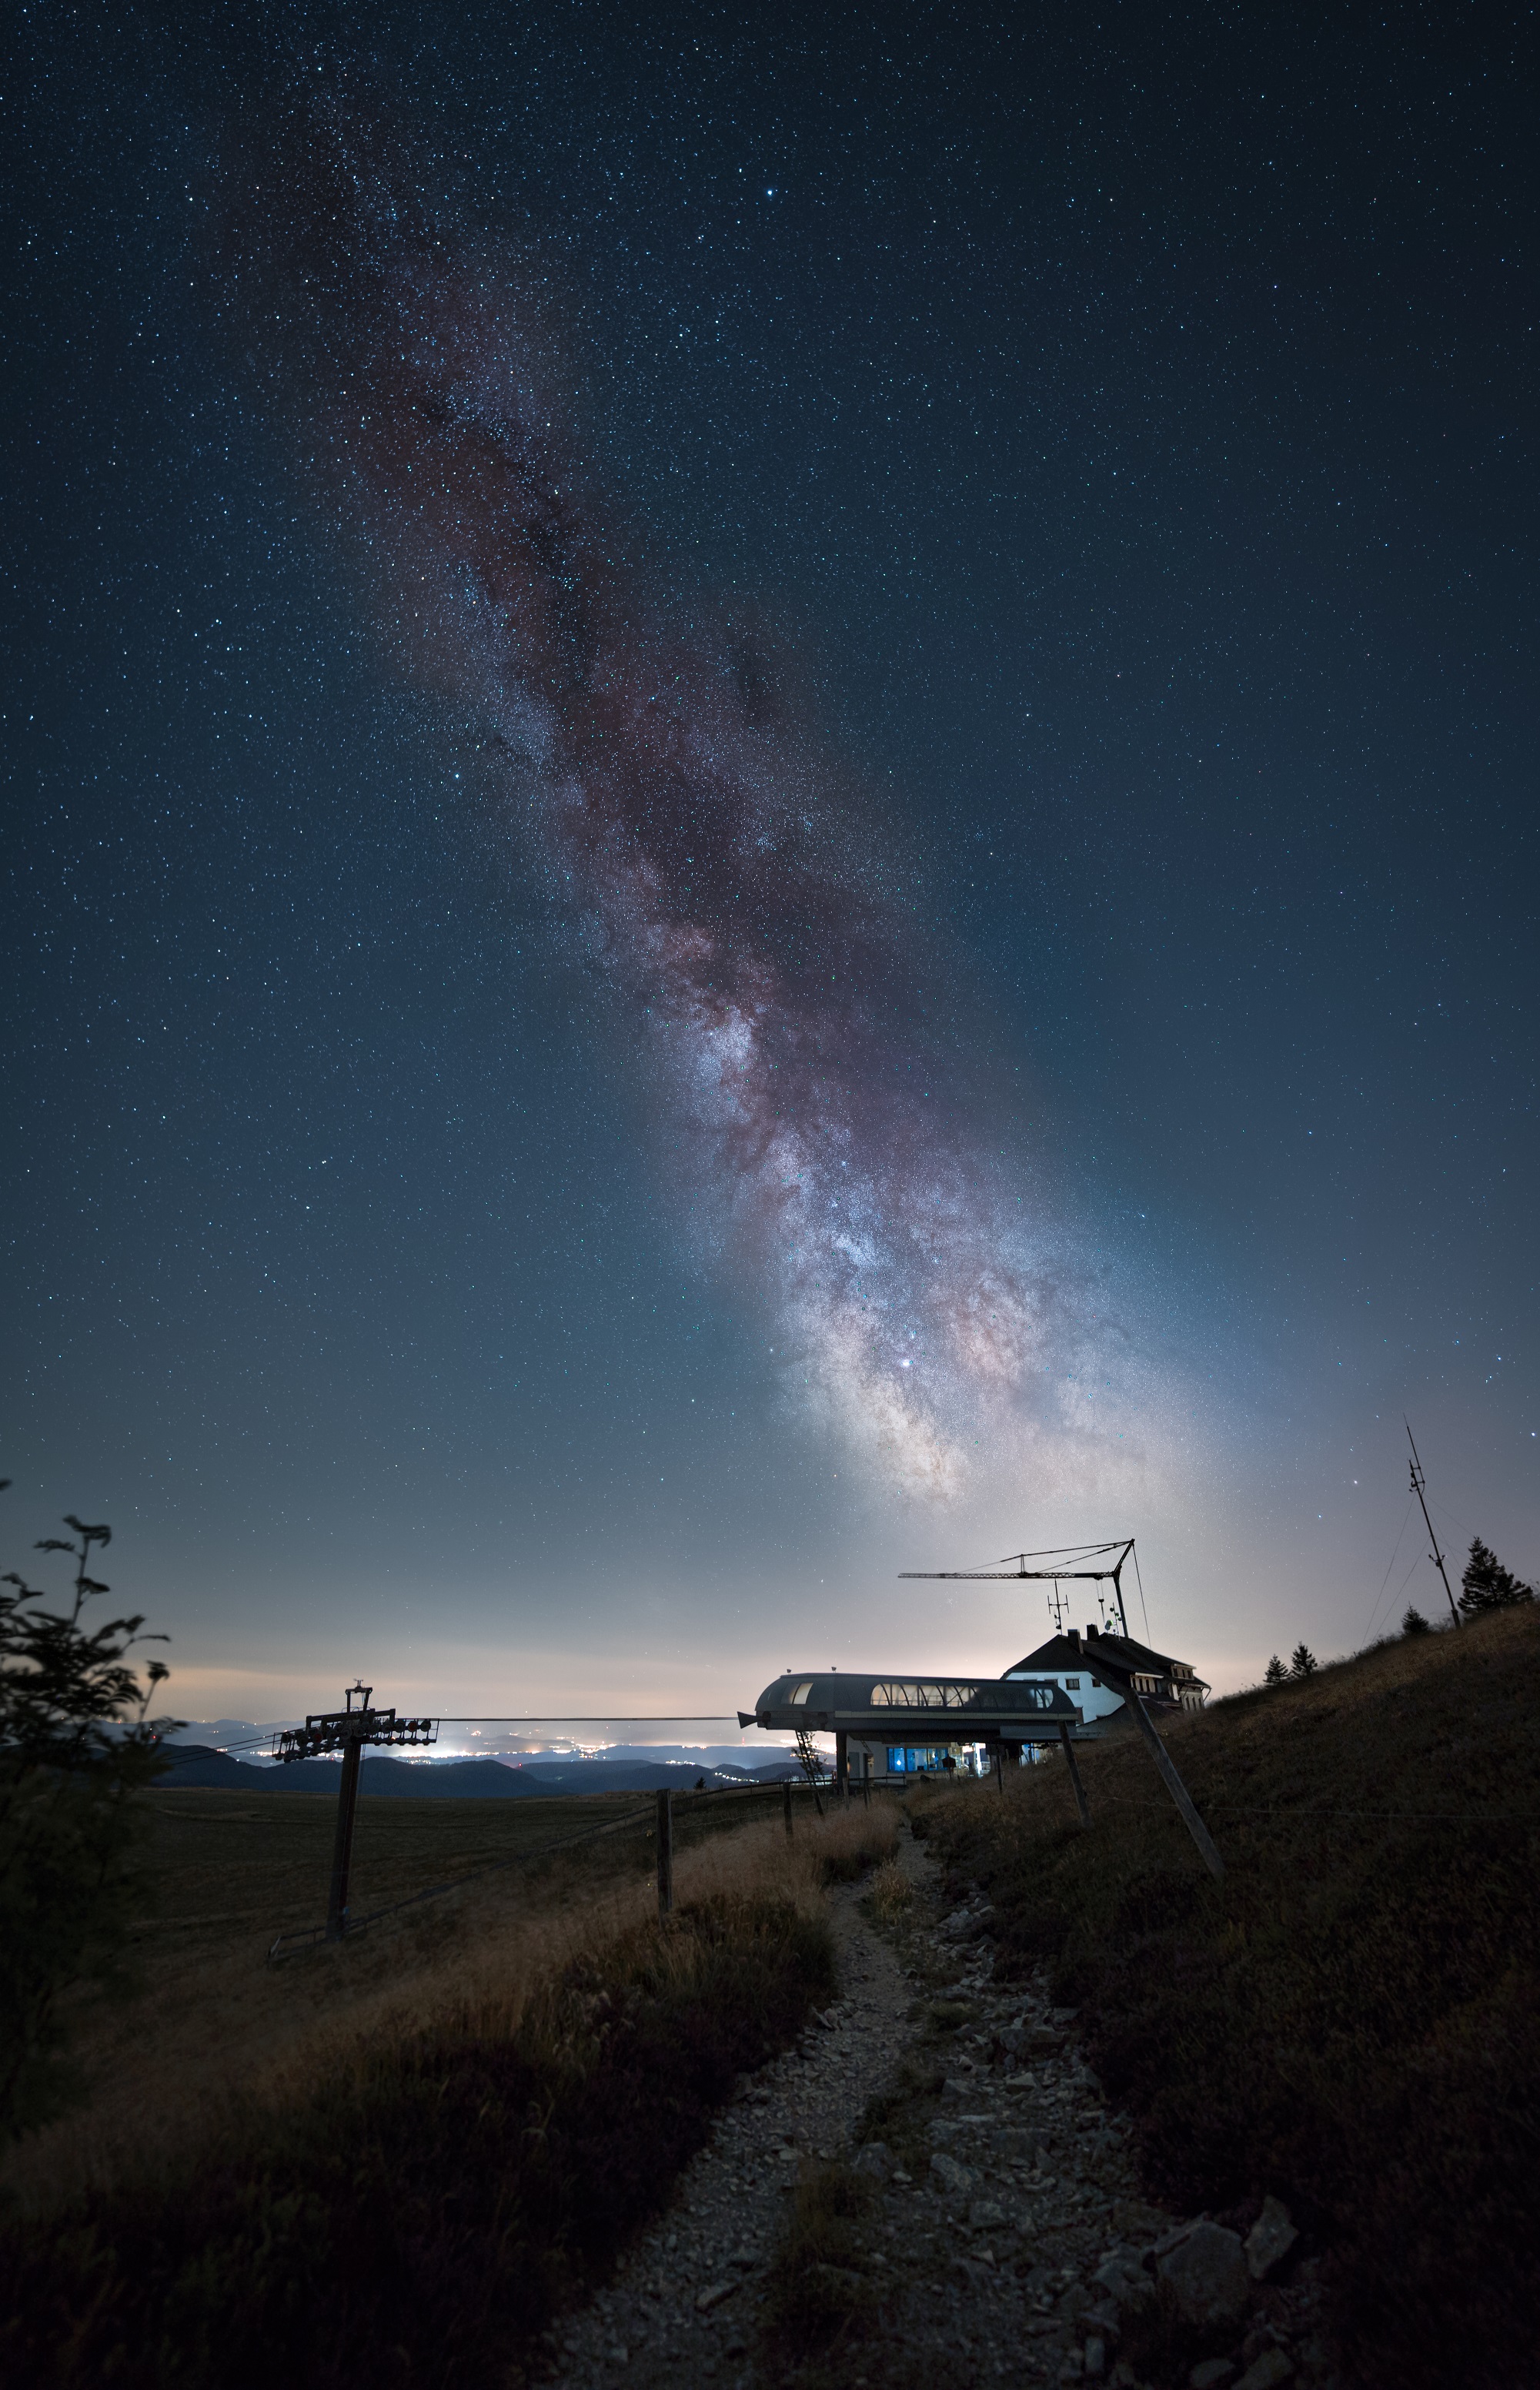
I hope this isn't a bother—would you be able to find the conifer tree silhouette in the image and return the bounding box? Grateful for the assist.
[1458,1537,1535,1617]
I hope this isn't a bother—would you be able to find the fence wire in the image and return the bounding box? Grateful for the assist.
[265,1775,814,1962]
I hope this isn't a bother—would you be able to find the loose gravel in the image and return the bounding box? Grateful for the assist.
[530,1814,1336,2390]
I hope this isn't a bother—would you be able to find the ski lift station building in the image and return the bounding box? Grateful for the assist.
[740,1623,1208,1785]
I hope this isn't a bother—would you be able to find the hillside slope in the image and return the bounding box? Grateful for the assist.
[929,1606,1540,2390]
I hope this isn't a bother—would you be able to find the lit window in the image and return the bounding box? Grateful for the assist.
[790,1680,814,1705]
[870,1681,979,1710]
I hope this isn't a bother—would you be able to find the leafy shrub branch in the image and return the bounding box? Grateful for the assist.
[0,1492,179,2141]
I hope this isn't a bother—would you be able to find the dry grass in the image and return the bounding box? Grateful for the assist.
[925,1606,1540,2390]
[2,1783,897,2216]
[0,1792,900,2388]
[760,2154,880,2355]
[866,1856,914,1922]
[3,1787,649,2210]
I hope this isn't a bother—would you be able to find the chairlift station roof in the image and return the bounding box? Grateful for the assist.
[740,1670,1079,1745]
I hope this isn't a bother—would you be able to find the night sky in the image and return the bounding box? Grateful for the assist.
[5,5,1535,1729]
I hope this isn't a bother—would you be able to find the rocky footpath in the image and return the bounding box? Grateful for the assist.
[530,1815,1337,2390]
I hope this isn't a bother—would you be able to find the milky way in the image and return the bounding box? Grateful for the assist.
[221,97,1183,1502]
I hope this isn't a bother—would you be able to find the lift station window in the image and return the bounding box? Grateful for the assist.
[869,1682,980,1709]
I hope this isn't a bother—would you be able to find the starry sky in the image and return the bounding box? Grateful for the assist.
[4,4,1535,1728]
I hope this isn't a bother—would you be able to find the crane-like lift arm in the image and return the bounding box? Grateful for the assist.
[900,1539,1135,1636]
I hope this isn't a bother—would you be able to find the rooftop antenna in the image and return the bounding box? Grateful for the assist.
[902,1537,1134,1640]
[1047,1584,1068,1633]
[1406,1422,1461,1629]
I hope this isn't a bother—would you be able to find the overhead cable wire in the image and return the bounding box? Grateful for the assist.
[155,1717,764,1781]
[976,1539,1127,1569]
[1388,1549,1429,1622]
[1131,1543,1152,1643]
[1364,1494,1415,1639]
[1426,1492,1478,1546]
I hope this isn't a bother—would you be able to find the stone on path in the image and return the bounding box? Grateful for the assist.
[1155,2219,1251,2329]
[1091,2251,1154,2318]
[1244,2194,1299,2281]
[1234,2351,1294,2390]
[929,2149,978,2195]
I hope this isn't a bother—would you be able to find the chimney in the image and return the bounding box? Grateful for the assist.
[1086,1623,1100,1640]
[1067,1627,1081,1651]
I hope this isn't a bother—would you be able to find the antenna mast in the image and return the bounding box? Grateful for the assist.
[1406,1422,1461,1628]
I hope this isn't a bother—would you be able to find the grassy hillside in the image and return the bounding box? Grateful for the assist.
[0,1777,827,2216]
[925,1606,1540,2390]
[0,1802,897,2387]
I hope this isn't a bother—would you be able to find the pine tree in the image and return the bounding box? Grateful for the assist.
[1263,1654,1288,1686]
[1401,1604,1431,1636]
[1290,1643,1318,1678]
[1458,1537,1535,1618]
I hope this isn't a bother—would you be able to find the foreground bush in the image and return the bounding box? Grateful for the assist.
[0,1893,834,2389]
[1,1507,176,2140]
[929,1606,1540,2390]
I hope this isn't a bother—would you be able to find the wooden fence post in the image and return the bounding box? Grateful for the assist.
[656,1788,674,1917]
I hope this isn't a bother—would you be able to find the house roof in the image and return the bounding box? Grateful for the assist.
[1007,1626,1209,1697]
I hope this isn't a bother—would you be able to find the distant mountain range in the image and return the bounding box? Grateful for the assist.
[153,1748,802,1797]
[155,1727,795,1770]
